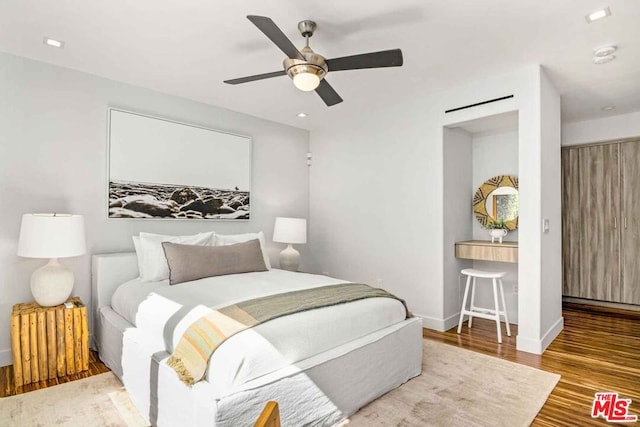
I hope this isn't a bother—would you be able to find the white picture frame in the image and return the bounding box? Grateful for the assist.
[107,108,251,220]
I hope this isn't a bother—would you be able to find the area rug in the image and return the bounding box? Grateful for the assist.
[0,372,143,426]
[0,340,559,426]
[347,340,560,426]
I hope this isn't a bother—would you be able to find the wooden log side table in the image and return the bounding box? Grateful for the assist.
[10,297,89,387]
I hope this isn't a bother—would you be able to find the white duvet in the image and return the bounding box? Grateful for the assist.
[111,269,407,397]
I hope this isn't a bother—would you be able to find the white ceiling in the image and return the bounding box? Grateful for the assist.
[1,0,638,130]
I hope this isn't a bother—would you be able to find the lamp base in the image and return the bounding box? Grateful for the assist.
[30,258,74,307]
[279,244,301,272]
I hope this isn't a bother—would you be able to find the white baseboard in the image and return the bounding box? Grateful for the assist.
[420,311,521,334]
[516,316,564,354]
[516,335,542,354]
[443,312,461,331]
[0,349,12,367]
[414,312,460,332]
[541,316,564,351]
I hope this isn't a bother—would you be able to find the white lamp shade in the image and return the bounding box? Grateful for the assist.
[18,213,86,258]
[273,217,307,244]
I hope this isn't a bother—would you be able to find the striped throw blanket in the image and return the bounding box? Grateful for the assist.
[167,283,409,385]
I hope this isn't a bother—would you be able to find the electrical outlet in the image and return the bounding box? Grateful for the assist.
[513,283,518,294]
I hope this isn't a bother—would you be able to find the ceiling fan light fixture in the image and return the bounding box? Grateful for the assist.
[284,53,328,92]
[224,15,404,107]
[293,72,321,91]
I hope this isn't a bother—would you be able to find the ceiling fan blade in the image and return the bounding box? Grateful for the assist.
[326,49,403,72]
[224,70,286,85]
[247,15,305,60]
[315,79,343,106]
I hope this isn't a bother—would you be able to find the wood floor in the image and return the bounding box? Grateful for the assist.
[423,303,640,426]
[0,350,110,398]
[0,304,638,427]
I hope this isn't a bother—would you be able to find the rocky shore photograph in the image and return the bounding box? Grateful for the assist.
[108,109,252,221]
[109,181,250,220]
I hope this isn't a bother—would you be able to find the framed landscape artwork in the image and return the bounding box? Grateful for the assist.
[108,108,251,220]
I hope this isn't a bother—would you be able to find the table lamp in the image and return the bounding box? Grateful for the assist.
[272,217,307,271]
[17,213,86,306]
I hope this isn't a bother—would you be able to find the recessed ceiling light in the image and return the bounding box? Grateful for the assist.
[297,112,308,118]
[601,106,616,111]
[585,7,611,23]
[43,37,64,49]
[593,55,615,64]
[594,45,617,57]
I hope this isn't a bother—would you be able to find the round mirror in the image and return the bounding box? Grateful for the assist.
[473,175,519,230]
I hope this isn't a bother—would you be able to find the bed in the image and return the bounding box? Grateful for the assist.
[91,251,422,426]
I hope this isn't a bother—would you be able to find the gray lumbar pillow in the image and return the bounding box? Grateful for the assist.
[162,238,267,285]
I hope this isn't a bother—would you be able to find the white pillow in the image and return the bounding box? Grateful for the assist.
[132,236,143,277]
[138,231,214,282]
[214,231,271,269]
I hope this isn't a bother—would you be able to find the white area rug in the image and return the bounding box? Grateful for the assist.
[0,340,559,426]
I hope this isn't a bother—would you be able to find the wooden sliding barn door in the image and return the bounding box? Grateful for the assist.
[620,140,640,304]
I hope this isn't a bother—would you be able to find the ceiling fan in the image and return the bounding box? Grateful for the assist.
[224,15,404,106]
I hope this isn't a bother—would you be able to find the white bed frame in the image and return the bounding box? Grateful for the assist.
[92,252,423,426]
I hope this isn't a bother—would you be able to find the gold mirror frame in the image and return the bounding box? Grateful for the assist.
[473,175,519,231]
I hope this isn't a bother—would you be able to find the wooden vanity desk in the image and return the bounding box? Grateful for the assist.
[455,240,518,263]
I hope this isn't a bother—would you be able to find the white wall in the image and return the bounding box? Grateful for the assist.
[562,110,640,146]
[309,64,563,353]
[471,129,519,323]
[0,52,310,366]
[513,66,563,354]
[442,128,473,328]
[308,92,441,327]
[538,69,563,348]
